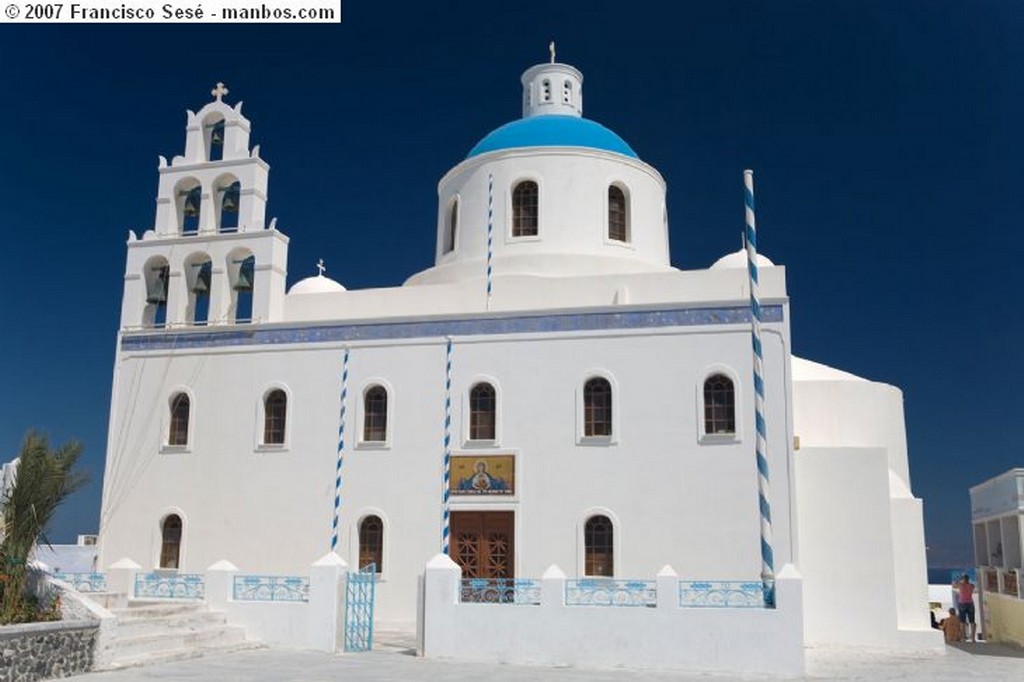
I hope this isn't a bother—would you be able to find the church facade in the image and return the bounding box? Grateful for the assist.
[98,60,938,651]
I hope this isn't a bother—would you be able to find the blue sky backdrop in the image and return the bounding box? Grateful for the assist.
[1,2,1020,566]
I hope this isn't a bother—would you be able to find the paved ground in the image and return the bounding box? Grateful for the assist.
[65,633,1024,682]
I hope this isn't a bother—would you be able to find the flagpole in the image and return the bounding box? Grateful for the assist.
[744,169,775,607]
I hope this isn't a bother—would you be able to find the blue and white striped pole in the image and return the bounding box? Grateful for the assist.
[744,170,775,607]
[441,337,453,554]
[486,174,494,302]
[331,346,350,552]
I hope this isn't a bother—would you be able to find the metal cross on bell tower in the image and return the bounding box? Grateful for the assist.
[211,82,229,102]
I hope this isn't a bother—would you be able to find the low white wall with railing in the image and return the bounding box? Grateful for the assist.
[419,555,804,676]
[102,553,350,652]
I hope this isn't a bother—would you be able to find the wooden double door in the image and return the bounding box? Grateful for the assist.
[450,511,514,579]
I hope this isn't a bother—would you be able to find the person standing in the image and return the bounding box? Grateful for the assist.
[957,574,977,642]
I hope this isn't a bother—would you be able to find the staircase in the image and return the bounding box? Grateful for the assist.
[95,601,260,669]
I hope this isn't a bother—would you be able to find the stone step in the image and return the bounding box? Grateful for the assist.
[109,609,228,639]
[111,601,206,619]
[102,623,248,660]
[98,640,264,671]
[78,591,123,610]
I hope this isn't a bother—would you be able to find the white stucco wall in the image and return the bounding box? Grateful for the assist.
[794,446,939,650]
[420,555,805,675]
[99,308,793,626]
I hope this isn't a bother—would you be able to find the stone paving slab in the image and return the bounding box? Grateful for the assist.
[61,641,1024,682]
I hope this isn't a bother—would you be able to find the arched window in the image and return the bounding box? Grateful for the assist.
[512,181,538,237]
[180,185,202,234]
[219,181,240,232]
[703,374,736,435]
[469,382,496,440]
[144,259,170,328]
[208,118,225,162]
[608,185,628,242]
[160,514,182,569]
[263,389,287,445]
[168,393,190,446]
[358,515,383,572]
[363,386,388,442]
[231,254,255,323]
[584,515,613,576]
[444,198,458,254]
[188,257,212,325]
[583,377,612,437]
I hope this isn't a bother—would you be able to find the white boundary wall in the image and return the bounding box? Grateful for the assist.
[106,552,349,652]
[419,555,805,676]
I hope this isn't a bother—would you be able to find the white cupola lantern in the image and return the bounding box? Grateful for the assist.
[521,60,583,118]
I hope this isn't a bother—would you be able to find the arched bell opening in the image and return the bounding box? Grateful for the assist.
[175,178,202,235]
[227,249,255,324]
[184,253,213,326]
[204,113,226,162]
[216,178,241,233]
[143,256,170,328]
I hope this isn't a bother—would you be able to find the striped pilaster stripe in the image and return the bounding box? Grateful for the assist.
[486,174,494,298]
[441,337,453,554]
[744,170,775,607]
[330,346,350,552]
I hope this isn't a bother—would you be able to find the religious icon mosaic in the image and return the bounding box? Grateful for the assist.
[450,454,514,495]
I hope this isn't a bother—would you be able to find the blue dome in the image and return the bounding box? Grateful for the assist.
[467,116,638,159]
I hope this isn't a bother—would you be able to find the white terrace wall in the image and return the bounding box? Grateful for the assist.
[419,555,805,676]
[104,553,349,653]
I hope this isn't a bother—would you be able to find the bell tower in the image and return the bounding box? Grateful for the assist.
[119,83,289,330]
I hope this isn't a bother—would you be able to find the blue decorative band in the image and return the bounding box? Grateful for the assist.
[122,305,785,352]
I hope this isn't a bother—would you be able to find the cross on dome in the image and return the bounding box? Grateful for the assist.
[549,41,555,64]
[211,82,229,102]
[317,258,326,276]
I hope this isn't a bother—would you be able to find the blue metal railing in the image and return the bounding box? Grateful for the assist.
[53,572,108,593]
[678,581,763,608]
[233,575,310,603]
[565,578,657,607]
[460,578,541,605]
[134,572,205,600]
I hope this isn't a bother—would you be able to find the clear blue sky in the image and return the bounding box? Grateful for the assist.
[1,2,1020,567]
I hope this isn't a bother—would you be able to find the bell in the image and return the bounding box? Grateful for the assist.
[234,257,255,291]
[211,126,224,145]
[192,262,211,294]
[222,192,238,213]
[147,267,168,303]
[183,201,200,218]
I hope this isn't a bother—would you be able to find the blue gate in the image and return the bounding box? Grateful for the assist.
[344,564,376,652]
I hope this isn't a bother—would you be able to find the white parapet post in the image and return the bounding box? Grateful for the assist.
[656,565,678,611]
[106,557,141,603]
[541,564,566,609]
[205,560,239,610]
[308,552,348,653]
[421,553,461,657]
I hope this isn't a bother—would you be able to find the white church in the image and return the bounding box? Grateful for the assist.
[97,56,940,668]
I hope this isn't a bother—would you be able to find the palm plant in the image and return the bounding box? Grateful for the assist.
[1,431,88,623]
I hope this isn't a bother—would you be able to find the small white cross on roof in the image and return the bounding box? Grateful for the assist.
[549,41,556,64]
[316,258,326,276]
[211,82,229,102]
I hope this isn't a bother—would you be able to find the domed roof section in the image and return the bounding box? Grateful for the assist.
[289,273,346,295]
[710,248,775,270]
[468,116,638,159]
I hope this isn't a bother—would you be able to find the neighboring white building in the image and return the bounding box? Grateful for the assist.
[97,60,938,657]
[970,468,1024,646]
